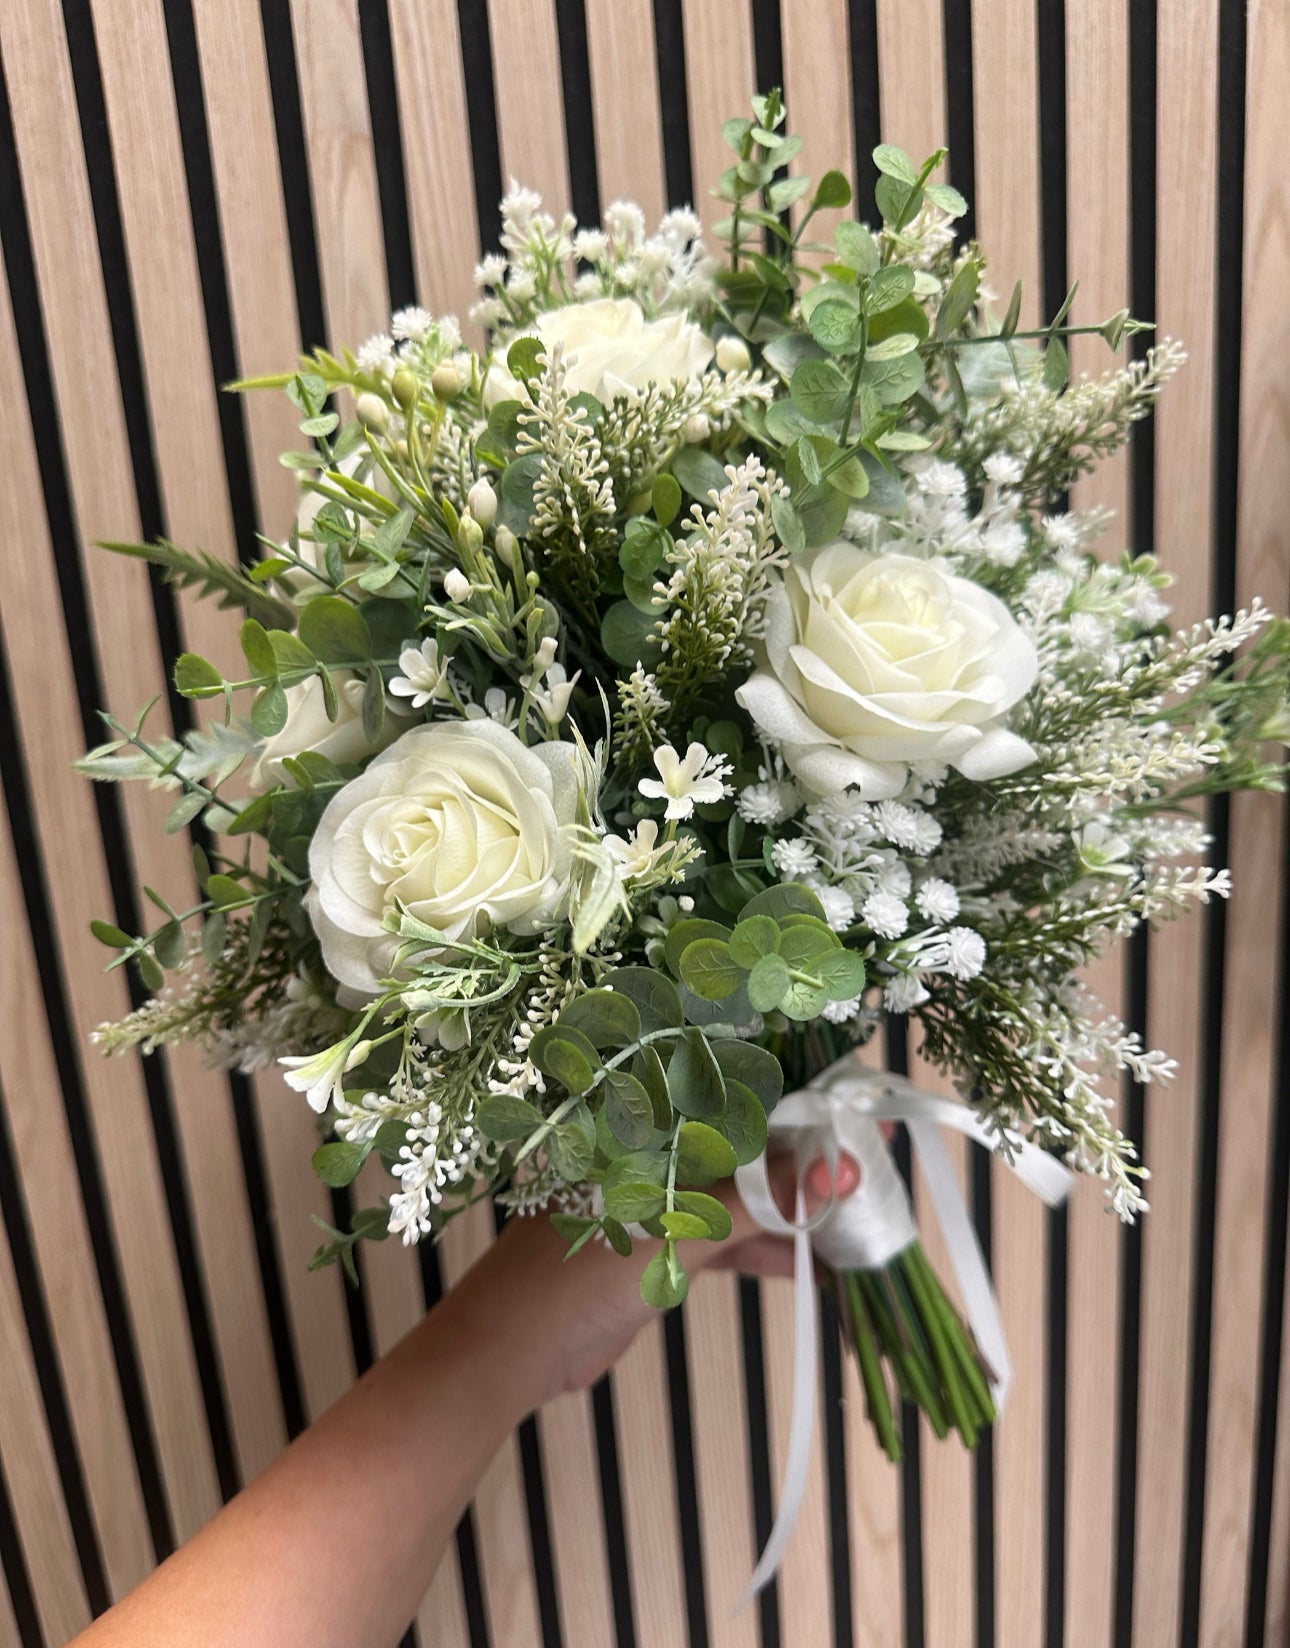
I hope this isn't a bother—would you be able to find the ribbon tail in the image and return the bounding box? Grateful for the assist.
[906,1116,1012,1407]
[739,1184,819,1605]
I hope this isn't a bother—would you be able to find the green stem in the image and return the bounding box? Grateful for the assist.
[844,1272,901,1461]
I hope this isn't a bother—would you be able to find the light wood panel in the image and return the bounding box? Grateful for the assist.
[970,14,1048,1648]
[488,0,569,212]
[1135,7,1221,1643]
[681,0,755,230]
[586,0,666,226]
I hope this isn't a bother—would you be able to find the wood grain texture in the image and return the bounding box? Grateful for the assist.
[876,0,947,165]
[680,0,756,230]
[1064,6,1130,1642]
[685,1273,759,1648]
[969,12,1047,1646]
[586,0,666,224]
[780,0,854,252]
[488,0,570,211]
[388,0,482,325]
[1134,7,1220,1642]
[1197,0,1290,1633]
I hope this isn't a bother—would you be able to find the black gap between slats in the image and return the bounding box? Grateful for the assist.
[159,0,309,1447]
[939,15,993,1643]
[257,0,328,350]
[819,1289,854,1648]
[417,1243,493,1648]
[738,1275,781,1648]
[357,0,418,312]
[846,0,881,210]
[0,1445,44,1648]
[662,1308,708,1648]
[554,0,600,228]
[651,2,693,210]
[590,1373,638,1648]
[63,0,262,1512]
[1036,6,1069,1643]
[1247,801,1290,1647]
[0,1074,108,1613]
[750,1,782,95]
[885,1016,925,1648]
[0,44,176,1563]
[454,0,504,254]
[1181,0,1249,1639]
[1113,6,1157,1639]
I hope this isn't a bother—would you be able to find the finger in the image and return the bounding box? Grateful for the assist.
[804,1151,861,1205]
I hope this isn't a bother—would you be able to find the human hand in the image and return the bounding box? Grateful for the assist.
[460,1153,862,1407]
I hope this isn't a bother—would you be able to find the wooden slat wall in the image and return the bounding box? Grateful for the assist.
[0,4,1287,1645]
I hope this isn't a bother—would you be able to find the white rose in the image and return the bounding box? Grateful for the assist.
[307,720,583,995]
[736,543,1038,797]
[483,296,713,409]
[247,672,411,793]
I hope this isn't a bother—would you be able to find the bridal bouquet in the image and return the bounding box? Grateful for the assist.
[83,92,1290,1476]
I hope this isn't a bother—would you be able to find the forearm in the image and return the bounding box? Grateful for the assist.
[72,1235,554,1648]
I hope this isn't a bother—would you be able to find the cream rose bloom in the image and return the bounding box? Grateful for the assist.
[736,543,1038,797]
[247,673,411,793]
[483,296,713,409]
[307,719,583,995]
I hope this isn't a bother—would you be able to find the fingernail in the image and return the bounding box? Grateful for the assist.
[806,1153,861,1201]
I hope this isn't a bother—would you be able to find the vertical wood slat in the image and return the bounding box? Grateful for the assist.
[585,0,666,227]
[6,0,227,1544]
[681,0,755,231]
[1198,0,1289,1632]
[1063,6,1130,1646]
[1134,8,1220,1645]
[388,0,482,326]
[487,0,569,211]
[968,12,1047,1648]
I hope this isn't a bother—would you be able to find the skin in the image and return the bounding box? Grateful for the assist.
[69,1153,859,1648]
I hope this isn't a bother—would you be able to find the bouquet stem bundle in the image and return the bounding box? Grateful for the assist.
[838,1245,995,1459]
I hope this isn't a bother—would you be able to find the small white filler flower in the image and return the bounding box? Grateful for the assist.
[389,638,450,710]
[638,742,732,821]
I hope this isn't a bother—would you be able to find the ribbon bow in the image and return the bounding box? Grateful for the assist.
[733,1057,1072,1599]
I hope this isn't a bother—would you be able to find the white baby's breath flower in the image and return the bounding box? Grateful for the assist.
[356,333,395,373]
[474,253,507,287]
[874,800,943,855]
[737,778,800,827]
[862,891,910,939]
[573,228,609,262]
[392,306,434,342]
[817,885,856,931]
[771,838,818,878]
[389,638,450,710]
[982,452,1024,486]
[638,742,732,820]
[943,927,987,980]
[915,878,961,923]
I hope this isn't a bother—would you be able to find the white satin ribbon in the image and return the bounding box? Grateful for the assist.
[732,1056,1072,1600]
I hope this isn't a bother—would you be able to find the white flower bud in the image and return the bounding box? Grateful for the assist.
[391,368,419,410]
[431,362,460,401]
[354,392,389,432]
[467,477,498,528]
[534,636,558,672]
[682,412,710,444]
[444,569,471,603]
[715,334,752,373]
[495,524,520,572]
